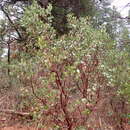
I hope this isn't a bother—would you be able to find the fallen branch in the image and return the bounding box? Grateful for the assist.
[0,96,7,102]
[0,96,7,106]
[0,109,31,117]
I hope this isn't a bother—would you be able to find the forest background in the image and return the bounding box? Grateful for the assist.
[0,0,130,129]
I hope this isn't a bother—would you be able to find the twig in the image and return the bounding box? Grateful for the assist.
[0,96,7,102]
[0,96,7,106]
[0,109,30,116]
[30,76,47,105]
[0,5,23,40]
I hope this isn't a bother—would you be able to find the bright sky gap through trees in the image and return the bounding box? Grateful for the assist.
[111,0,130,16]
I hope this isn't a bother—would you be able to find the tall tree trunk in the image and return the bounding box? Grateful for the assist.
[7,41,10,76]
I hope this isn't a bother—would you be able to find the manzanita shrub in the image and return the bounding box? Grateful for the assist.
[8,1,130,129]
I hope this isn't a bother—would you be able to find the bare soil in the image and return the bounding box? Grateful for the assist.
[0,87,130,130]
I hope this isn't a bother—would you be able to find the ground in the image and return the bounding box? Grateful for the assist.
[0,87,130,130]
